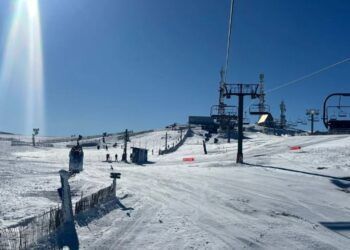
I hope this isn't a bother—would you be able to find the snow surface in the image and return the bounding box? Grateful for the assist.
[0,128,350,249]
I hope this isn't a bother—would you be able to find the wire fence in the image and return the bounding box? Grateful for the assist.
[0,207,63,250]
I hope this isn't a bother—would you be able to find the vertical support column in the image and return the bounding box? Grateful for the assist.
[122,129,128,162]
[202,140,208,155]
[58,170,79,249]
[227,120,231,143]
[59,170,73,223]
[311,114,314,135]
[113,178,117,196]
[165,132,168,150]
[236,94,244,164]
[110,173,121,198]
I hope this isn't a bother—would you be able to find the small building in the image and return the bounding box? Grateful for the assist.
[131,147,148,164]
[257,113,274,127]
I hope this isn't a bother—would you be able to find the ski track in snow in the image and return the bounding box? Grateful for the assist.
[0,129,350,249]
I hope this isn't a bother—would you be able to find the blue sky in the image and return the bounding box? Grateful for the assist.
[0,0,349,135]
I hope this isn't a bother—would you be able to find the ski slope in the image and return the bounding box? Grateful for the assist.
[0,129,349,249]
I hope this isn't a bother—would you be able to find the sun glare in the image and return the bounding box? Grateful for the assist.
[26,0,40,19]
[0,0,45,134]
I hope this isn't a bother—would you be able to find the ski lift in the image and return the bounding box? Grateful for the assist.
[323,93,350,133]
[249,104,270,115]
[210,105,237,119]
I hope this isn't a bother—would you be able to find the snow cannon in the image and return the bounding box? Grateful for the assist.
[290,146,301,151]
[69,145,84,173]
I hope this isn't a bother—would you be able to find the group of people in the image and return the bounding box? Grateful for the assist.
[106,153,119,162]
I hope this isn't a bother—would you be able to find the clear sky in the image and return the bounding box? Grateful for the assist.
[0,0,349,136]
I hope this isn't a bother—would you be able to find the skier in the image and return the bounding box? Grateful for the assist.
[115,154,118,162]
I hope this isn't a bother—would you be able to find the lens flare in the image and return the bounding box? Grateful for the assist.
[0,0,45,134]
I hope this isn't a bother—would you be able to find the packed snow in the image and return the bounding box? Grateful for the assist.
[0,128,349,249]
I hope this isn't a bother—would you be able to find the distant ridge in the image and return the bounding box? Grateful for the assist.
[0,131,14,135]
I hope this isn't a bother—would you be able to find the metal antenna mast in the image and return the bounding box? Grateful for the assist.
[280,101,287,129]
[258,73,265,113]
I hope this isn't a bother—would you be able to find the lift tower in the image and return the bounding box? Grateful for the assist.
[306,109,319,134]
[223,83,260,163]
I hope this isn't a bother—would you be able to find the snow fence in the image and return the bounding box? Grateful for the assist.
[0,183,116,249]
[0,207,63,250]
[159,129,193,155]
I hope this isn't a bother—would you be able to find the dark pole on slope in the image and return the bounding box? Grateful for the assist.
[227,120,231,143]
[165,132,168,150]
[237,91,244,163]
[311,113,314,134]
[122,129,128,162]
[203,140,208,155]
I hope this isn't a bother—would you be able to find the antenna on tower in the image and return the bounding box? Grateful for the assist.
[258,73,265,113]
[280,101,287,129]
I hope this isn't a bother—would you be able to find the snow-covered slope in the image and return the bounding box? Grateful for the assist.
[0,129,349,249]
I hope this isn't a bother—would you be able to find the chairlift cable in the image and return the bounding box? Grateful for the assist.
[223,0,235,82]
[265,57,350,94]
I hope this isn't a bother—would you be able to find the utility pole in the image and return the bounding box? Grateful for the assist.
[165,132,168,150]
[32,128,39,147]
[122,129,129,162]
[306,109,319,134]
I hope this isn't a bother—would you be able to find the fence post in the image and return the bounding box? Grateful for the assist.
[110,172,121,197]
[57,170,79,249]
[203,140,207,155]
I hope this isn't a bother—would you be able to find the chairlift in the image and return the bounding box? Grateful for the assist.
[323,93,350,132]
[210,105,237,119]
[249,104,270,115]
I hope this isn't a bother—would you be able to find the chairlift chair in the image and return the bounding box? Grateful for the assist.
[323,93,350,132]
[210,105,237,119]
[249,104,270,115]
